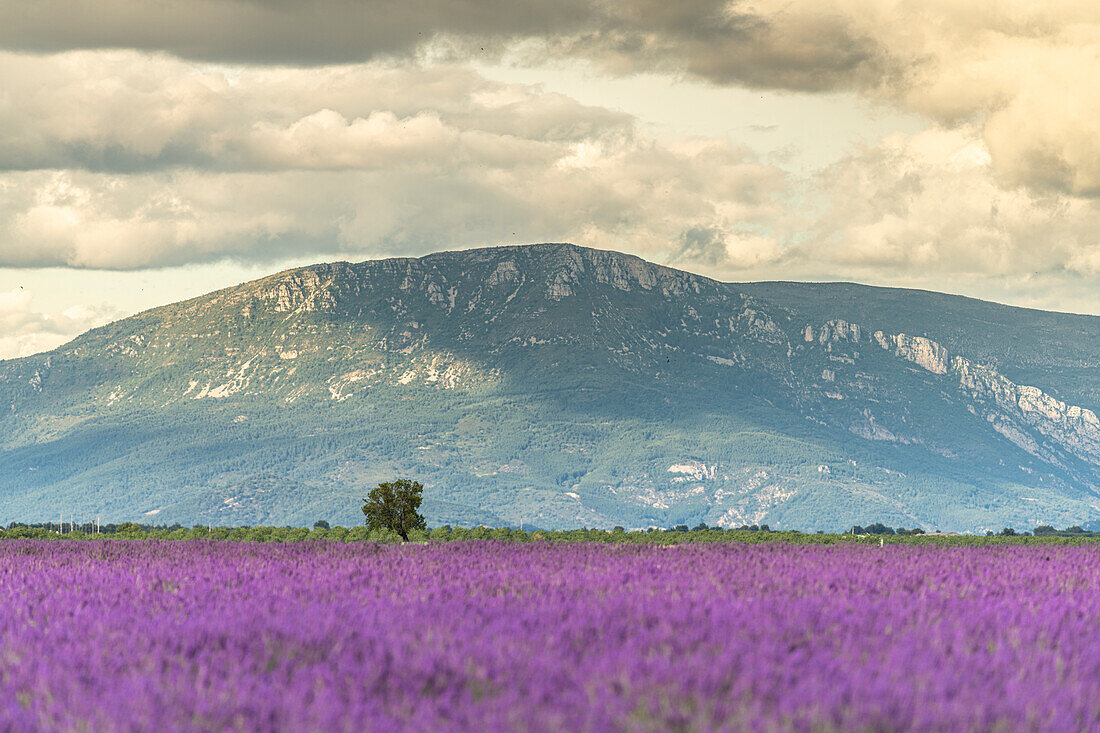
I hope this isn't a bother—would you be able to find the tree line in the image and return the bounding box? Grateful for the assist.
[4,522,1100,545]
[5,479,1098,543]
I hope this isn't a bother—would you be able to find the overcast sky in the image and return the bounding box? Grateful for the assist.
[1,0,1098,358]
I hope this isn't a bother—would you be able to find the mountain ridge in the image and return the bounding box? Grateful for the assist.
[1,243,1098,531]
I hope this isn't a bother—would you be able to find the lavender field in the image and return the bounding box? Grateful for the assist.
[2,541,1099,731]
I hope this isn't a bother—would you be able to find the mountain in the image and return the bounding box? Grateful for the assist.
[1,243,1098,531]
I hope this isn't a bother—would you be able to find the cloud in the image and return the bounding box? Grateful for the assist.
[0,49,1093,315]
[538,1,884,93]
[0,52,629,173]
[5,1,1095,197]
[671,226,781,269]
[720,125,1100,314]
[0,53,785,270]
[0,56,786,270]
[796,127,1100,278]
[0,8,1097,316]
[0,1,885,92]
[0,288,115,360]
[0,141,783,270]
[558,1,1100,198]
[0,0,597,65]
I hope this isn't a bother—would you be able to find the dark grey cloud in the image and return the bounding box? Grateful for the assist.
[671,225,729,266]
[0,0,885,93]
[545,1,885,92]
[0,0,597,65]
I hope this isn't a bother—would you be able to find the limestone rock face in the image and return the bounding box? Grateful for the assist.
[263,270,338,313]
[739,307,787,345]
[831,329,1100,469]
[798,309,1099,483]
[546,269,576,300]
[486,261,520,288]
[816,319,861,344]
[891,334,950,374]
[591,250,657,292]
[954,356,1100,466]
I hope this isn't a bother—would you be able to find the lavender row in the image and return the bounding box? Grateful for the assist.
[1,541,1098,731]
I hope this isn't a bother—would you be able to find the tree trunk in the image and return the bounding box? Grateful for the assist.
[398,529,410,542]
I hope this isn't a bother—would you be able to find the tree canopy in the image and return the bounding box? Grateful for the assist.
[362,479,427,542]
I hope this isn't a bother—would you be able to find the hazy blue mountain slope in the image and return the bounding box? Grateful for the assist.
[1,244,1097,531]
[737,281,1100,411]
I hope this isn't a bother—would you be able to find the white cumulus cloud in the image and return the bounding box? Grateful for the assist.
[0,52,787,271]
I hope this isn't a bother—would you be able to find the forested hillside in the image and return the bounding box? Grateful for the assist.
[1,243,1097,531]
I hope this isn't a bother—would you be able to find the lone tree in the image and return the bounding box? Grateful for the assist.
[363,479,427,542]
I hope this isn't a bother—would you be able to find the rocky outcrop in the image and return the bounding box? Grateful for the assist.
[849,410,904,443]
[867,329,1099,468]
[888,333,950,375]
[817,319,862,344]
[739,307,787,345]
[591,251,658,292]
[486,261,521,288]
[533,245,705,300]
[546,268,577,300]
[955,357,1100,466]
[800,314,1099,471]
[263,270,337,313]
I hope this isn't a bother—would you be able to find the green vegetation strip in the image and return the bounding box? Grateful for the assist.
[3,523,1100,546]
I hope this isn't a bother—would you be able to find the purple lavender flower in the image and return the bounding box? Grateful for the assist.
[0,541,1097,731]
